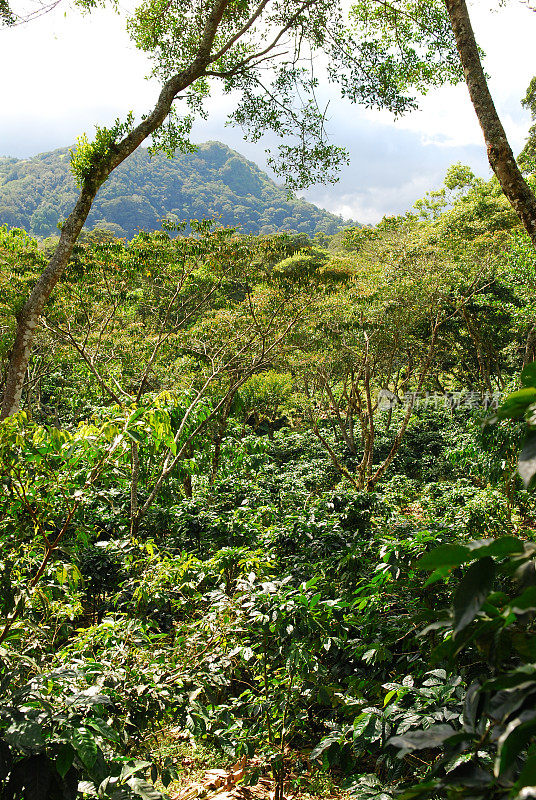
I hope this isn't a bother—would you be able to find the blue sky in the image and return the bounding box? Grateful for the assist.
[1,0,534,223]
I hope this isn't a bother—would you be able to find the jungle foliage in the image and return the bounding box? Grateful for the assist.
[2,160,536,800]
[0,143,350,240]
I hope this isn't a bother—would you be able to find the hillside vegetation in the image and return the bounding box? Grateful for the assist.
[0,142,350,239]
[2,163,536,800]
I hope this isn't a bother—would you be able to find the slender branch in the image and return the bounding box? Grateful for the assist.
[42,320,127,405]
[0,430,125,644]
[209,0,315,78]
[210,0,271,62]
[311,423,361,489]
[138,307,303,518]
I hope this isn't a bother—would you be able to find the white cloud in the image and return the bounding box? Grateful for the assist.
[306,174,437,224]
[0,4,156,144]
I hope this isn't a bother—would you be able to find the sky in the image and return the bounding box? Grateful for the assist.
[1,0,535,224]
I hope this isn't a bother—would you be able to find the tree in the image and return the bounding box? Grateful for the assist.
[297,213,503,489]
[34,225,307,534]
[443,0,536,248]
[1,0,463,419]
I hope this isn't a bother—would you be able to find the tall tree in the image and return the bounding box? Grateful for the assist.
[1,0,462,419]
[443,0,536,247]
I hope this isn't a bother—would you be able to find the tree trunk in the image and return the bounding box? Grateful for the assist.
[368,321,440,490]
[130,441,140,537]
[211,389,237,483]
[444,0,536,248]
[0,1,230,419]
[183,473,193,498]
[459,305,493,392]
[524,324,536,368]
[1,190,97,418]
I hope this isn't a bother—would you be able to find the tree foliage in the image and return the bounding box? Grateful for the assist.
[0,143,349,239]
[3,101,536,799]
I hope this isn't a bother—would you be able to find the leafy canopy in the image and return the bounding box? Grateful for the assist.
[64,0,464,189]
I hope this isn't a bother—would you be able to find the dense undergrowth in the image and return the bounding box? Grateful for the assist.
[2,403,535,800]
[3,162,536,800]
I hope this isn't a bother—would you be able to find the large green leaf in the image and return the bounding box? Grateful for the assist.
[516,748,536,790]
[85,718,120,744]
[519,432,536,488]
[69,728,99,770]
[444,761,491,787]
[497,387,536,420]
[126,776,163,800]
[485,664,536,691]
[521,362,536,388]
[453,557,496,634]
[462,682,482,732]
[120,762,152,783]
[398,781,439,799]
[468,536,524,559]
[509,586,536,614]
[388,724,456,752]
[496,714,536,776]
[416,544,470,571]
[56,744,75,779]
[3,719,45,749]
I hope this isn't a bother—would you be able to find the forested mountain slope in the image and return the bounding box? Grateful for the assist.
[0,142,350,238]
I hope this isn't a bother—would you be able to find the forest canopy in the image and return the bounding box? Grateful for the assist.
[0,142,351,239]
[3,151,536,798]
[4,1,536,799]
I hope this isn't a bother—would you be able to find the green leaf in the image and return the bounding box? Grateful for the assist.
[512,632,536,661]
[4,720,45,749]
[416,544,470,571]
[497,388,536,420]
[521,362,536,388]
[424,565,455,587]
[126,776,163,800]
[310,731,345,760]
[398,781,439,799]
[129,407,147,423]
[496,714,536,776]
[484,664,536,691]
[120,762,152,782]
[468,536,524,559]
[519,433,536,488]
[388,724,455,752]
[126,428,145,444]
[85,718,120,743]
[56,744,75,779]
[69,728,99,770]
[384,689,397,707]
[77,780,97,796]
[509,586,536,614]
[445,761,491,787]
[462,682,481,732]
[453,557,496,634]
[516,749,536,790]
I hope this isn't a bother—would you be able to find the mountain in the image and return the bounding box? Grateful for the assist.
[0,142,352,239]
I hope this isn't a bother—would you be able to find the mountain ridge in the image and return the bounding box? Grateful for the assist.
[0,141,353,239]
